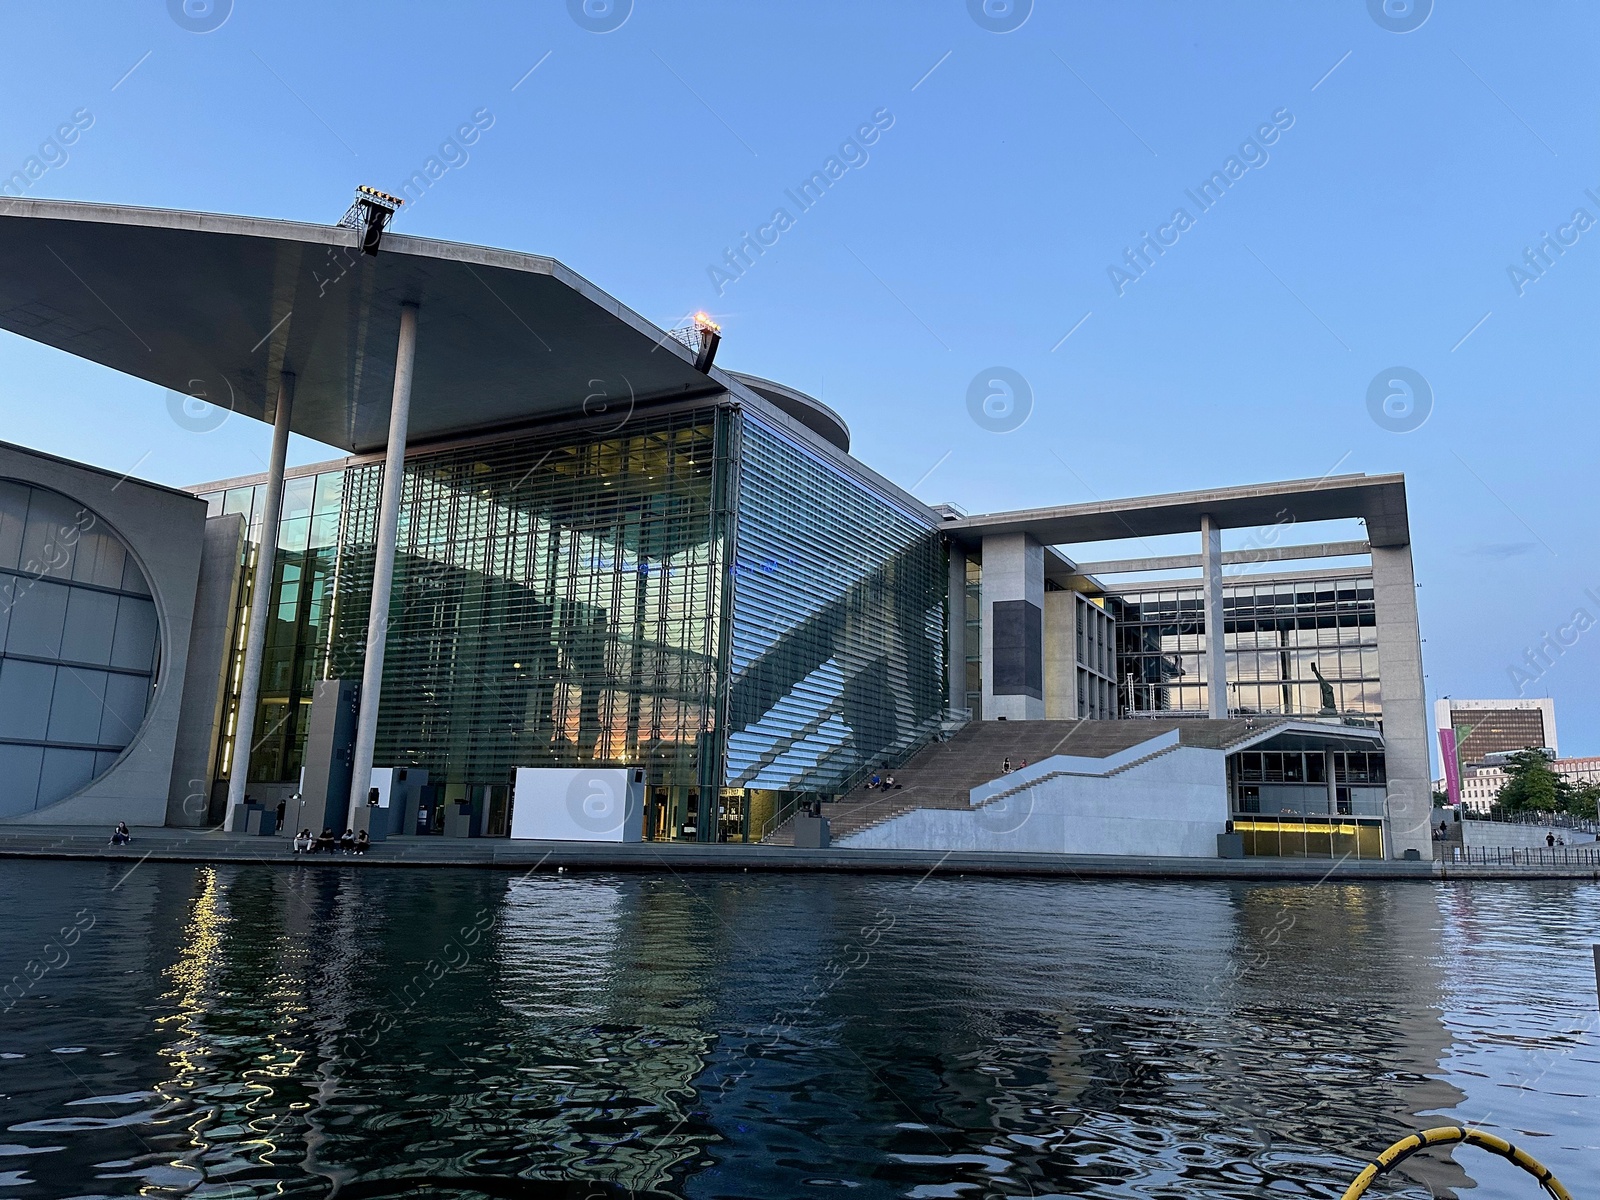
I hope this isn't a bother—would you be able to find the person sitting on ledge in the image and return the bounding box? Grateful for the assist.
[109,821,131,846]
[315,828,336,854]
[292,828,313,854]
[868,773,881,790]
[354,829,370,855]
[883,774,899,790]
[1001,757,1012,774]
[340,828,357,854]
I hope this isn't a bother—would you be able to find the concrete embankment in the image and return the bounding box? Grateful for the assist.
[2,825,1597,880]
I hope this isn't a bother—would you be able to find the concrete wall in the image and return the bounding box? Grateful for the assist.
[839,743,1229,857]
[165,513,245,827]
[1461,821,1595,849]
[1371,544,1431,858]
[947,549,966,713]
[1042,591,1074,719]
[980,533,1044,720]
[0,441,206,826]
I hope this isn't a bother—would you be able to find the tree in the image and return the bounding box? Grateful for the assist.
[1568,782,1599,822]
[1495,749,1570,815]
[1432,788,1451,809]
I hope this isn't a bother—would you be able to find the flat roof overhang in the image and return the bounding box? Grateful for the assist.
[0,198,743,453]
[1230,721,1386,754]
[948,473,1411,548]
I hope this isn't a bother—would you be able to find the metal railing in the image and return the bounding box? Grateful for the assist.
[1442,844,1600,867]
[1459,809,1599,835]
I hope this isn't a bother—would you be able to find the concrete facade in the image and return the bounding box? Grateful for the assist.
[1200,513,1226,718]
[1043,591,1116,720]
[947,550,967,713]
[0,441,207,826]
[165,513,246,827]
[1370,544,1430,858]
[980,533,1044,721]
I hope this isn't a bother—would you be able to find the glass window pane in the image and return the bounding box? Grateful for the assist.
[60,587,118,665]
[47,667,108,745]
[38,747,96,806]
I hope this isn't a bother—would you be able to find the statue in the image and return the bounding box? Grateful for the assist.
[1308,662,1337,715]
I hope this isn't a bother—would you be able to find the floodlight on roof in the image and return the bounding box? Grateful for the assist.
[665,311,723,372]
[691,311,721,372]
[337,185,405,256]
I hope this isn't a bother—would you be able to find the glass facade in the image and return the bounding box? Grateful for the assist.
[330,409,733,821]
[199,466,344,810]
[1227,749,1389,859]
[198,402,949,840]
[0,481,159,814]
[725,414,946,803]
[1112,574,1380,720]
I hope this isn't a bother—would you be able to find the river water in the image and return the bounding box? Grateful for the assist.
[0,861,1592,1199]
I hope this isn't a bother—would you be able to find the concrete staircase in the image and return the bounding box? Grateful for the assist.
[763,717,1273,844]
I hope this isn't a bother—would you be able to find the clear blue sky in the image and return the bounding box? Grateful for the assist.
[2,2,1595,761]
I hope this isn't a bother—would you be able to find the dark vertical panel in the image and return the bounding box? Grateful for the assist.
[991,599,1042,699]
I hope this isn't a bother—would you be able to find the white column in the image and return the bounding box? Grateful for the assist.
[947,549,967,713]
[1372,542,1431,858]
[1201,513,1226,719]
[348,303,419,825]
[225,373,295,829]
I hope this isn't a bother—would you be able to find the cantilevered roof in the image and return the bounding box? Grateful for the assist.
[948,473,1411,549]
[0,198,733,453]
[727,372,849,452]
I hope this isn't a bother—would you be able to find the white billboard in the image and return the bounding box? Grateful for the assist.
[510,767,645,842]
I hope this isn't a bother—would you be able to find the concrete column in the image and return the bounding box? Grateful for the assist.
[1371,542,1430,858]
[1200,513,1226,719]
[980,533,1044,720]
[348,303,419,825]
[947,547,967,714]
[224,373,295,830]
[168,513,248,827]
[1324,749,1337,816]
[1042,591,1074,719]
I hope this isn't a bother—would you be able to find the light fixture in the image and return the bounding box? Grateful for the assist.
[691,311,721,372]
[336,185,404,255]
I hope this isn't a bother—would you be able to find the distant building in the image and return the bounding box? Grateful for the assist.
[1435,697,1557,807]
[1458,766,1507,813]
[1557,756,1600,788]
[1435,697,1557,763]
[1453,752,1596,814]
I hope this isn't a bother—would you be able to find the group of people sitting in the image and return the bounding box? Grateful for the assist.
[865,773,901,791]
[291,827,370,855]
[999,757,1029,774]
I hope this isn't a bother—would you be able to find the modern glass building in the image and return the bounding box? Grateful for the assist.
[0,198,1431,856]
[194,396,946,842]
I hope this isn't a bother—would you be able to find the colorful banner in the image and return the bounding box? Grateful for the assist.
[1439,727,1461,806]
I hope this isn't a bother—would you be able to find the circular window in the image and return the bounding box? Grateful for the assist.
[0,481,160,815]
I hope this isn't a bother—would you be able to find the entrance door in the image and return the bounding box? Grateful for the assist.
[484,784,510,837]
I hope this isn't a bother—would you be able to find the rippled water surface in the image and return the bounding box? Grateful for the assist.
[0,862,1592,1198]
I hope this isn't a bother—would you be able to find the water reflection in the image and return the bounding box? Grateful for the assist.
[0,862,1590,1198]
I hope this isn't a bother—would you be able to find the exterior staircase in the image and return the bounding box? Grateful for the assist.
[762,717,1275,844]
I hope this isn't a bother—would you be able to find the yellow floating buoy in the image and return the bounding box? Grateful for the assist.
[1341,1126,1571,1200]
